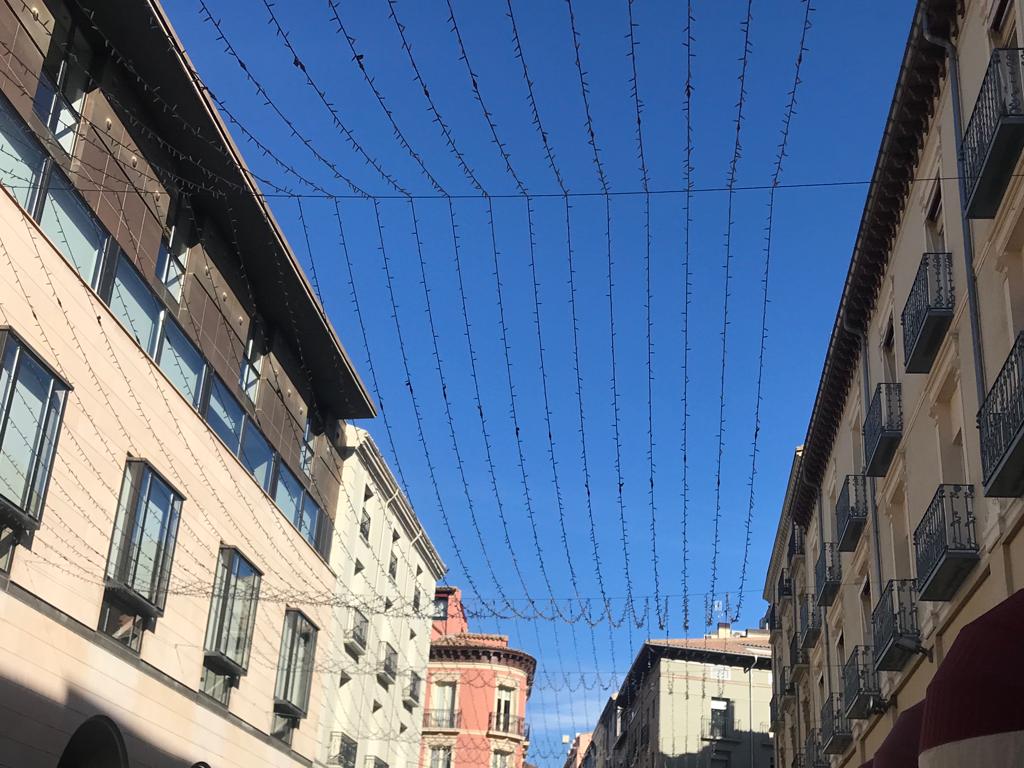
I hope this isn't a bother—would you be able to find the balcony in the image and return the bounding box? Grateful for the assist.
[821,694,853,754]
[836,474,869,552]
[489,712,529,739]
[864,383,902,477]
[700,714,737,742]
[788,525,805,566]
[779,667,795,702]
[790,633,808,673]
[777,570,793,600]
[377,643,398,687]
[404,673,422,708]
[770,695,779,729]
[423,709,460,730]
[799,594,821,650]
[805,730,827,768]
[344,611,369,658]
[962,49,1024,218]
[979,331,1024,497]
[843,646,881,719]
[902,252,954,373]
[815,544,842,607]
[872,579,920,671]
[914,484,979,601]
[767,603,781,634]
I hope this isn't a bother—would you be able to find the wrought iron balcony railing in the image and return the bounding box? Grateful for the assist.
[778,570,793,601]
[344,610,369,657]
[843,646,881,719]
[799,593,821,650]
[404,673,422,707]
[821,694,853,755]
[815,543,842,607]
[836,474,869,552]
[979,331,1024,497]
[790,633,808,672]
[788,525,805,565]
[489,712,529,739]
[805,729,827,768]
[962,48,1024,218]
[377,643,398,686]
[423,709,460,730]
[864,383,903,477]
[914,484,979,601]
[778,666,796,701]
[770,694,779,728]
[768,603,782,633]
[872,579,920,672]
[902,252,954,373]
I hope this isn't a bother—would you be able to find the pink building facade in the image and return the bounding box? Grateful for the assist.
[419,587,536,768]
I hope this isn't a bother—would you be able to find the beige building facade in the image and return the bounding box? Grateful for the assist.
[764,0,1024,765]
[581,627,773,768]
[0,0,442,767]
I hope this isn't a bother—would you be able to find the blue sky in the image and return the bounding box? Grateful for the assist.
[165,0,915,758]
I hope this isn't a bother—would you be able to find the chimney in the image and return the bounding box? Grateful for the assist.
[717,622,731,639]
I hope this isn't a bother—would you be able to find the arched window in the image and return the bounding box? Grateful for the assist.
[57,716,128,768]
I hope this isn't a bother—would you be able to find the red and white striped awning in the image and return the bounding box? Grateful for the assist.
[919,588,1024,767]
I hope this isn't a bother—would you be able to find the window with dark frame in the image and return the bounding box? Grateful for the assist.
[299,414,316,476]
[430,746,452,768]
[156,203,192,302]
[329,732,358,768]
[98,460,183,652]
[273,609,318,735]
[925,183,945,253]
[709,697,730,739]
[201,547,261,705]
[239,320,264,405]
[32,16,91,154]
[433,595,449,620]
[0,330,68,540]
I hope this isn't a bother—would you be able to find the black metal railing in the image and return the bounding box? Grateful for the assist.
[405,673,421,705]
[790,633,808,669]
[789,525,805,564]
[914,484,978,598]
[799,593,821,649]
[962,49,1024,206]
[347,610,368,651]
[778,569,793,600]
[805,730,827,768]
[489,712,528,738]
[836,474,869,551]
[979,331,1024,487]
[902,252,954,369]
[779,666,795,699]
[423,709,460,729]
[768,603,782,632]
[815,543,842,607]
[843,646,880,719]
[379,643,398,683]
[864,383,903,475]
[821,694,852,754]
[872,579,920,671]
[770,694,779,727]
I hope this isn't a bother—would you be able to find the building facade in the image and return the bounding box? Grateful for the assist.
[764,0,1024,765]
[563,732,592,768]
[0,0,442,766]
[581,626,773,768]
[419,587,536,768]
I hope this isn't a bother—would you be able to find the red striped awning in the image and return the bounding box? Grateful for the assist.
[874,701,924,768]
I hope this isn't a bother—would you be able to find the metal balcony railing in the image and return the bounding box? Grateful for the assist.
[979,331,1024,496]
[799,594,821,650]
[489,712,529,739]
[768,603,782,633]
[778,569,793,600]
[821,694,853,755]
[902,252,954,373]
[914,484,979,601]
[864,383,903,477]
[344,610,369,656]
[872,579,920,672]
[962,48,1024,218]
[836,474,869,552]
[790,633,808,671]
[423,709,460,729]
[377,643,398,686]
[805,730,827,768]
[778,666,795,701]
[404,673,422,707]
[815,543,842,607]
[788,525,805,565]
[700,714,734,741]
[843,646,881,719]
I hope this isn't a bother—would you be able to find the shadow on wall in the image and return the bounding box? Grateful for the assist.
[661,728,774,768]
[0,671,214,768]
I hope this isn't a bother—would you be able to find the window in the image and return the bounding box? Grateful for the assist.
[299,415,315,476]
[359,508,371,543]
[413,587,422,612]
[925,183,945,253]
[201,547,261,703]
[274,609,318,721]
[991,0,1018,47]
[297,494,322,550]
[0,526,15,573]
[433,595,449,620]
[0,95,46,210]
[495,686,515,731]
[273,464,303,525]
[99,461,182,650]
[329,732,358,768]
[204,377,244,452]
[710,698,730,739]
[0,331,68,534]
[379,642,398,685]
[430,747,452,768]
[108,253,162,355]
[239,421,274,491]
[388,549,398,581]
[346,607,369,654]
[156,207,192,301]
[33,18,91,154]
[156,319,205,406]
[38,168,108,286]
[431,681,457,727]
[492,751,511,768]
[239,321,264,404]
[406,671,422,705]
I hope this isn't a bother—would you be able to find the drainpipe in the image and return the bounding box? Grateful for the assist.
[922,14,987,405]
[842,310,885,595]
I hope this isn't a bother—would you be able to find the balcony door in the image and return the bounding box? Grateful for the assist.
[495,686,515,730]
[433,681,456,727]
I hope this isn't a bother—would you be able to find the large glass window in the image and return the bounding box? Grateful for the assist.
[273,464,303,523]
[0,97,46,210]
[104,461,182,613]
[239,321,264,405]
[274,609,317,718]
[33,20,91,154]
[109,254,162,355]
[204,377,244,452]
[239,421,274,491]
[430,747,452,768]
[298,494,321,549]
[156,208,191,302]
[156,319,205,405]
[202,548,260,684]
[299,415,315,476]
[38,169,107,286]
[329,733,358,768]
[0,331,68,531]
